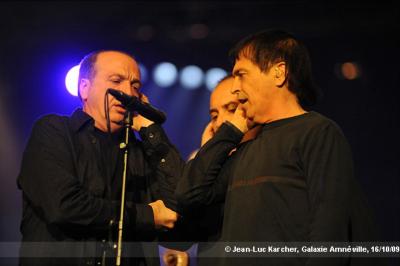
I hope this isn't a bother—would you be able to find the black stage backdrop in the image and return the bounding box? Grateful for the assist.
[0,1,399,265]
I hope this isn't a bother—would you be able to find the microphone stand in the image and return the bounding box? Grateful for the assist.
[116,111,133,266]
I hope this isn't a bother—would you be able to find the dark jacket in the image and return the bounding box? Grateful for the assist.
[18,108,185,266]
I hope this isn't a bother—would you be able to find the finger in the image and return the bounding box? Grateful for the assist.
[164,222,174,229]
[139,93,149,103]
[236,104,245,113]
[167,213,178,223]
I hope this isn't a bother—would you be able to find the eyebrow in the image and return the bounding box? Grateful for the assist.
[232,68,245,77]
[209,108,218,114]
[224,101,238,107]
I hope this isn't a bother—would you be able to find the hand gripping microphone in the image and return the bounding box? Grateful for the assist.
[107,88,167,124]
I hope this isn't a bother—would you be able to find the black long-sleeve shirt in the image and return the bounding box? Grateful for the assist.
[176,112,378,266]
[18,108,185,266]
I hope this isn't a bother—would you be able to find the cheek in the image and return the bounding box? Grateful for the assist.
[247,88,262,104]
[95,87,109,103]
[87,89,99,105]
[218,110,233,122]
[240,80,254,99]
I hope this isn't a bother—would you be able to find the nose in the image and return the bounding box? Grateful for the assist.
[230,77,240,95]
[119,81,139,97]
[118,82,130,95]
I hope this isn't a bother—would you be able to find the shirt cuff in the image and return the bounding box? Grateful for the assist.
[215,122,244,143]
[125,202,155,232]
[139,124,168,145]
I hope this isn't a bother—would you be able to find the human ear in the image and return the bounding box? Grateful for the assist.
[274,62,287,87]
[79,78,90,101]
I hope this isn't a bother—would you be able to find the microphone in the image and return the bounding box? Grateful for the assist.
[107,88,167,124]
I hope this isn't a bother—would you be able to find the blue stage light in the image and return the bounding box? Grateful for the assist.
[153,62,178,87]
[205,68,228,91]
[179,65,204,90]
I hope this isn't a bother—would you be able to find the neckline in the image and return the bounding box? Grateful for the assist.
[261,111,315,131]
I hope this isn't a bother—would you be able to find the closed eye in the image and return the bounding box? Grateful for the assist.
[226,103,238,113]
[111,79,122,84]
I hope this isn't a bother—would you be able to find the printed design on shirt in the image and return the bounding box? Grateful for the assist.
[229,175,306,190]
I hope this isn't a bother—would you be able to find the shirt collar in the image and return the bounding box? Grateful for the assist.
[261,111,313,132]
[70,108,94,132]
[70,108,138,143]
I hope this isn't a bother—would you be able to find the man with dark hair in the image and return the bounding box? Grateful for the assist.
[18,50,184,266]
[229,30,320,108]
[176,30,378,265]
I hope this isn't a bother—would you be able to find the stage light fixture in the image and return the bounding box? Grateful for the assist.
[153,62,178,87]
[65,65,80,97]
[205,68,228,91]
[179,65,204,90]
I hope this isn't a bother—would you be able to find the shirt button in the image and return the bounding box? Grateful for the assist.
[149,133,154,139]
[161,158,166,163]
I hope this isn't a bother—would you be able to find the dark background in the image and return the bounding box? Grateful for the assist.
[0,1,399,264]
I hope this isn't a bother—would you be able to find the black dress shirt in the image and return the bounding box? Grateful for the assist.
[18,108,185,266]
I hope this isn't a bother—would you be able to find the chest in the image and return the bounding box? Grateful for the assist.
[230,132,305,182]
[71,132,149,198]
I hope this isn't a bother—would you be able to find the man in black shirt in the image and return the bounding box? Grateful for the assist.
[176,30,378,265]
[18,50,184,266]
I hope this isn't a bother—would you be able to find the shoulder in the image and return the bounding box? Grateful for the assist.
[35,113,69,126]
[298,112,351,151]
[301,111,345,137]
[297,113,354,166]
[21,113,75,154]
[30,113,71,139]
